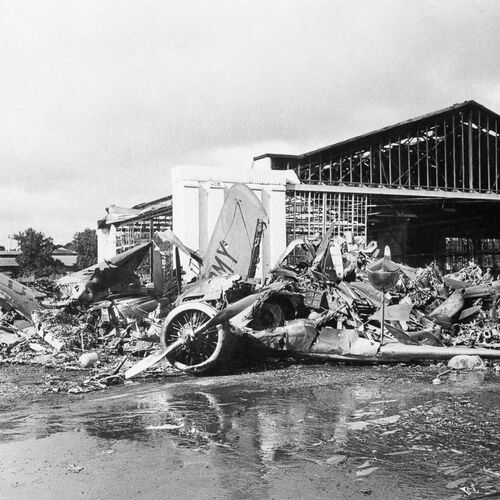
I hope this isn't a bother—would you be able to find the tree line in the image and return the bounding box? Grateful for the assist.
[13,227,98,278]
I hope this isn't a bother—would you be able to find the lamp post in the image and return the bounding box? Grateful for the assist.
[367,246,400,349]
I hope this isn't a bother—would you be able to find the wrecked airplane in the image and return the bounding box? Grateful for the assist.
[125,184,500,379]
[2,182,500,386]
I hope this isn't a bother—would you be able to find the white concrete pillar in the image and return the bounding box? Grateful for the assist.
[261,188,272,277]
[198,182,210,252]
[262,186,287,271]
[97,225,117,262]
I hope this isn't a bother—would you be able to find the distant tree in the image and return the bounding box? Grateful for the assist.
[14,228,63,277]
[72,228,98,269]
[0,245,5,251]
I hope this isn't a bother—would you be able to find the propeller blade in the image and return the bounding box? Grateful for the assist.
[193,293,261,335]
[124,337,185,379]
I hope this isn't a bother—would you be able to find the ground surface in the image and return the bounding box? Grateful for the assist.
[1,361,500,500]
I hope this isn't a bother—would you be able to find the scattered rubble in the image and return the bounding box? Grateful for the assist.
[1,184,500,389]
[0,244,176,393]
[3,234,499,392]
[227,234,500,370]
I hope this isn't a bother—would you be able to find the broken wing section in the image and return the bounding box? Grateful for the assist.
[155,228,203,265]
[57,242,152,302]
[200,184,268,280]
[0,272,42,320]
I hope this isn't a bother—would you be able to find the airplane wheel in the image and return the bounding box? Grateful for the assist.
[160,302,235,375]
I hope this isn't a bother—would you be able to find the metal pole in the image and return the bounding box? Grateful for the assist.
[469,110,474,191]
[398,135,402,187]
[407,133,411,186]
[487,114,491,191]
[379,141,383,185]
[478,110,482,190]
[369,145,373,185]
[359,150,363,184]
[349,152,353,183]
[149,219,154,282]
[452,114,456,189]
[388,137,392,185]
[461,112,465,190]
[426,125,430,188]
[435,121,439,188]
[380,292,385,346]
[417,129,421,187]
[496,120,499,191]
[444,118,448,189]
[319,152,322,183]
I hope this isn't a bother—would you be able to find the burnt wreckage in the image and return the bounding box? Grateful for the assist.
[124,183,500,378]
[5,100,496,381]
[1,182,500,382]
[258,100,500,272]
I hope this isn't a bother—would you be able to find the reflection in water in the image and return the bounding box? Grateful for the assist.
[1,366,500,498]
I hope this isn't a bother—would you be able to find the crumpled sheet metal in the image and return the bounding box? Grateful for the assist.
[56,242,152,302]
[253,319,317,352]
[0,272,41,320]
[370,303,413,323]
[254,321,379,358]
[308,327,378,356]
[259,231,500,360]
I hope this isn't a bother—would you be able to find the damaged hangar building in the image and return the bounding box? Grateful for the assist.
[98,100,500,279]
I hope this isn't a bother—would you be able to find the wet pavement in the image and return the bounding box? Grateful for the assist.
[1,363,500,499]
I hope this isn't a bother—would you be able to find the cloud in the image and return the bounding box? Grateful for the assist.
[0,0,500,245]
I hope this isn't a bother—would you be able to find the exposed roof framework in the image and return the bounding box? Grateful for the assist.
[98,195,172,229]
[97,196,173,256]
[257,101,500,195]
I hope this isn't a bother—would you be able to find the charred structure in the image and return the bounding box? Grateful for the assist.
[256,100,500,272]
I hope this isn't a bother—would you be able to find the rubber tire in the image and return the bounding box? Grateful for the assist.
[160,302,236,375]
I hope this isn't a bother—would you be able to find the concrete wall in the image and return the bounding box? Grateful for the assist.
[97,224,117,262]
[171,165,299,282]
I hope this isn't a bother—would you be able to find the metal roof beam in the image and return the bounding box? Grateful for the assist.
[290,183,500,201]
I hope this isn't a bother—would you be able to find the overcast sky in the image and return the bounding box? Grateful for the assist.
[1,0,499,246]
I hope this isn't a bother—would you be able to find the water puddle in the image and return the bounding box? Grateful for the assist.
[1,365,499,499]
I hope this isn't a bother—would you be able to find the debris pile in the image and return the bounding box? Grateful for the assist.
[250,243,500,359]
[1,182,499,385]
[2,229,500,387]
[0,242,176,392]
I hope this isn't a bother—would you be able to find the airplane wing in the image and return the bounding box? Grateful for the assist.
[57,242,152,300]
[0,272,42,320]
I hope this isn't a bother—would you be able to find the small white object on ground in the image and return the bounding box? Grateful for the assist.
[447,355,485,371]
[79,352,98,368]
